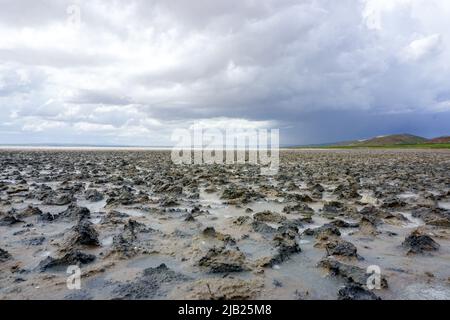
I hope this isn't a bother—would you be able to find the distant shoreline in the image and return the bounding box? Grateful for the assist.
[1,145,449,151]
[0,145,173,151]
[289,143,450,150]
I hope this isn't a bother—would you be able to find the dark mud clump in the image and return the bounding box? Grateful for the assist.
[251,221,277,235]
[39,212,57,222]
[0,210,24,226]
[412,207,450,228]
[58,204,91,220]
[65,218,100,247]
[303,224,341,239]
[201,227,236,245]
[17,205,42,218]
[198,247,248,273]
[253,211,286,223]
[113,264,190,299]
[318,257,388,289]
[85,189,104,202]
[402,229,440,254]
[283,203,314,215]
[109,219,155,258]
[381,197,406,209]
[338,284,381,300]
[357,216,380,236]
[0,248,12,262]
[330,219,359,228]
[43,193,73,206]
[261,229,301,267]
[185,278,264,300]
[39,250,96,271]
[325,240,362,260]
[23,236,46,246]
[110,234,137,258]
[220,185,262,203]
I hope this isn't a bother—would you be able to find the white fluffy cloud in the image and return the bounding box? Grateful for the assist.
[401,34,442,62]
[0,0,449,145]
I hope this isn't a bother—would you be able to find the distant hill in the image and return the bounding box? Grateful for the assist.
[427,136,450,144]
[295,133,450,149]
[350,134,428,146]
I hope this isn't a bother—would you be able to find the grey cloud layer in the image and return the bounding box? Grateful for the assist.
[0,0,449,145]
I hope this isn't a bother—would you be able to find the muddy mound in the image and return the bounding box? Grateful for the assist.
[0,211,24,226]
[0,248,12,262]
[201,227,236,245]
[402,230,440,254]
[64,218,100,248]
[17,205,42,218]
[338,284,381,300]
[318,257,388,288]
[253,211,285,223]
[221,185,263,203]
[303,224,341,239]
[85,189,104,202]
[198,247,248,273]
[39,250,96,271]
[260,229,301,267]
[325,240,362,260]
[412,207,450,227]
[283,203,314,215]
[113,264,190,299]
[330,219,359,228]
[108,219,156,258]
[185,278,264,300]
[251,221,277,235]
[43,193,74,206]
[58,204,91,220]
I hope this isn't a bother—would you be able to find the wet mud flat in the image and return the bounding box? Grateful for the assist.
[0,148,449,300]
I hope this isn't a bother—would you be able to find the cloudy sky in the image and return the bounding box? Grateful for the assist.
[1,0,450,146]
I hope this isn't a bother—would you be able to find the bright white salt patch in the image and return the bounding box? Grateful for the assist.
[118,208,145,217]
[400,212,424,228]
[101,236,113,246]
[398,192,418,199]
[39,250,52,258]
[298,224,320,234]
[359,192,378,205]
[90,217,101,225]
[438,202,450,210]
[341,229,354,237]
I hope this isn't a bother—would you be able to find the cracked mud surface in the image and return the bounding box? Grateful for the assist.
[1,149,450,300]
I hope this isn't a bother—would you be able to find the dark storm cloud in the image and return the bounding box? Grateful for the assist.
[282,110,450,145]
